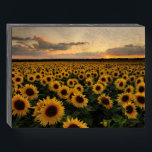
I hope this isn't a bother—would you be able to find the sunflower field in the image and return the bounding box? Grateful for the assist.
[12,61,145,128]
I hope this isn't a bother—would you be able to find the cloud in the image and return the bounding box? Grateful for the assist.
[12,35,89,51]
[105,44,145,56]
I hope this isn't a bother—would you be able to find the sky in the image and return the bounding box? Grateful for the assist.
[12,26,145,59]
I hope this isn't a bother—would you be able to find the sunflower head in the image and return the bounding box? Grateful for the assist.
[40,78,47,86]
[117,93,132,106]
[22,84,39,100]
[63,117,88,128]
[49,81,60,92]
[12,94,30,117]
[13,75,23,84]
[93,83,104,94]
[115,78,126,90]
[58,86,69,99]
[136,82,145,94]
[134,93,145,109]
[27,74,35,82]
[125,85,134,94]
[35,73,41,81]
[35,97,65,126]
[71,93,88,108]
[98,94,113,109]
[75,84,84,93]
[67,79,75,87]
[123,102,137,119]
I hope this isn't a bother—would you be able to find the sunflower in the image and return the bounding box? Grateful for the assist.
[49,81,60,92]
[67,79,75,87]
[45,75,53,84]
[99,75,107,83]
[125,85,134,94]
[36,97,64,126]
[27,74,35,82]
[13,75,23,84]
[129,75,135,83]
[12,94,30,117]
[98,94,113,109]
[78,74,85,81]
[113,71,119,78]
[22,84,39,100]
[40,77,47,86]
[63,117,88,128]
[85,72,91,78]
[123,102,137,119]
[134,93,145,109]
[135,77,144,85]
[75,84,84,93]
[72,93,88,108]
[122,74,128,80]
[35,73,41,81]
[107,75,113,83]
[58,85,69,99]
[117,93,132,106]
[136,82,145,94]
[14,87,22,94]
[93,83,104,94]
[115,78,126,90]
[85,78,93,87]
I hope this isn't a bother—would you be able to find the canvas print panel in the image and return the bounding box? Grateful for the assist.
[11,25,145,128]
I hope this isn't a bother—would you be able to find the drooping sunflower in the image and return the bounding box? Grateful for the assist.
[93,83,104,94]
[27,74,35,83]
[12,94,31,117]
[115,78,126,90]
[134,93,145,109]
[136,82,145,94]
[125,85,134,94]
[22,84,39,100]
[49,81,60,92]
[74,84,84,93]
[63,117,88,128]
[71,93,88,108]
[98,94,113,109]
[123,102,138,119]
[36,97,64,126]
[58,85,69,99]
[67,79,75,87]
[117,93,132,106]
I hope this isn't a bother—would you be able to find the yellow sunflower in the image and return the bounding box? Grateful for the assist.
[35,73,41,81]
[134,93,145,109]
[27,74,35,82]
[115,78,126,90]
[71,93,88,108]
[12,94,30,117]
[49,81,60,92]
[93,83,104,94]
[98,94,113,109]
[58,85,69,99]
[74,84,84,93]
[13,75,23,84]
[78,74,85,81]
[123,102,138,119]
[40,77,47,86]
[117,93,132,106]
[63,117,88,128]
[85,78,93,87]
[136,82,145,94]
[125,85,134,94]
[36,97,64,126]
[22,84,39,100]
[67,79,75,87]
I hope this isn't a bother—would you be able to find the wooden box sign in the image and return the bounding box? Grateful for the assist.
[7,24,145,128]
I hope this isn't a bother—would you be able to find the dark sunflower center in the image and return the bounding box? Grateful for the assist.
[26,88,34,96]
[36,75,40,79]
[131,78,134,81]
[16,78,21,82]
[77,87,81,91]
[122,95,129,102]
[137,96,145,104]
[87,74,90,77]
[124,76,126,79]
[96,86,101,91]
[47,77,51,81]
[14,100,25,110]
[80,75,83,79]
[108,78,111,82]
[94,74,97,77]
[137,80,141,84]
[69,81,73,85]
[88,81,91,86]
[43,80,46,84]
[126,105,133,113]
[139,86,144,93]
[114,73,118,76]
[102,78,105,82]
[54,84,59,89]
[12,74,15,77]
[68,124,80,128]
[61,89,67,95]
[45,106,57,117]
[76,96,84,103]
[119,82,123,87]
[101,97,109,105]
[30,77,33,80]
[126,88,131,92]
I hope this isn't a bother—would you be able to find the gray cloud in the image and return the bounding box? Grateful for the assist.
[105,44,145,56]
[12,36,33,41]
